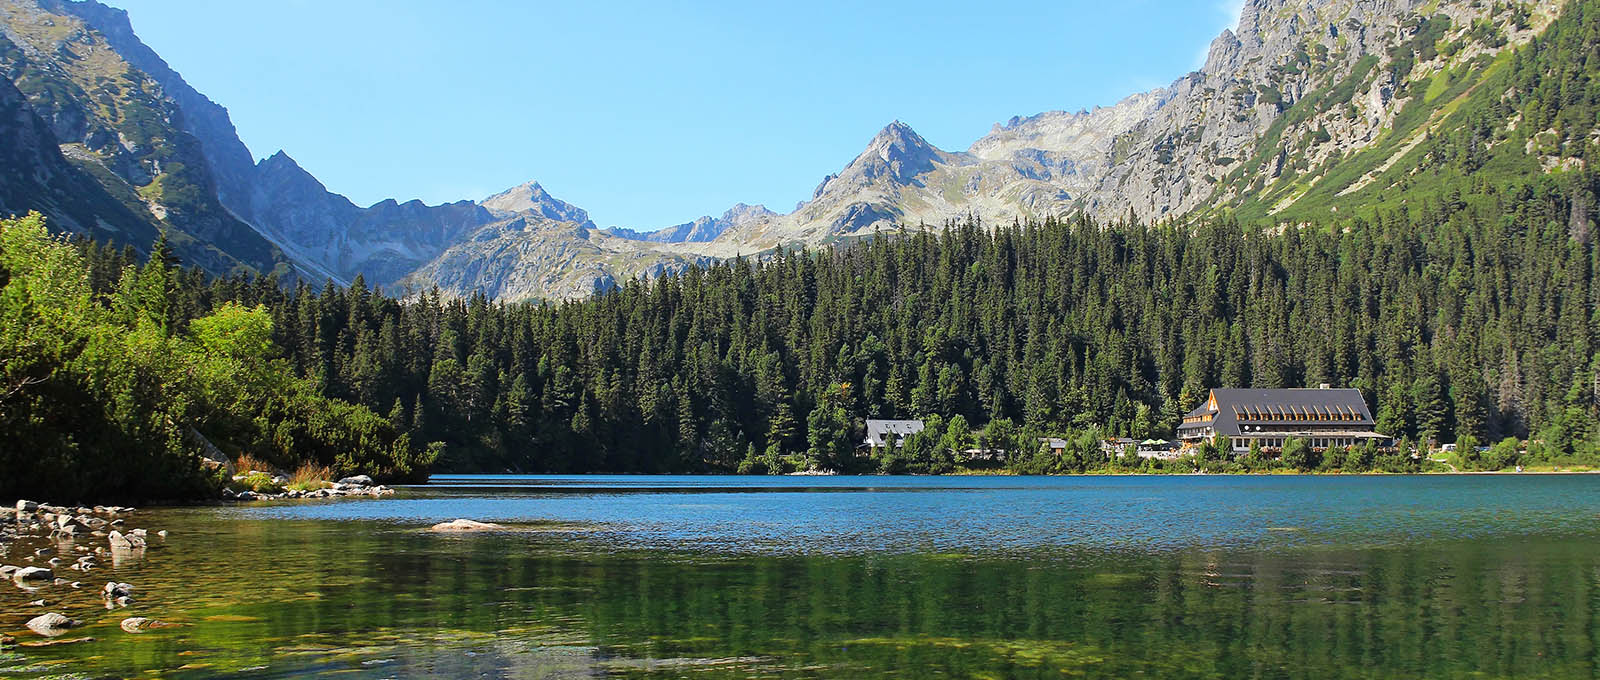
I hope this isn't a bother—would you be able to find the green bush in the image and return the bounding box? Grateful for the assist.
[0,214,437,501]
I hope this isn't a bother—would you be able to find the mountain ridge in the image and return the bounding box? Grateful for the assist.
[0,0,1583,301]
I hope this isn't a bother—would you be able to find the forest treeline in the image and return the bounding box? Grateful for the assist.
[0,214,437,501]
[36,168,1588,478]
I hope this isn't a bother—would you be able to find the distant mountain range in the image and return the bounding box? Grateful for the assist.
[0,0,1578,300]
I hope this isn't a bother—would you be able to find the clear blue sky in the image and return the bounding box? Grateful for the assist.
[104,0,1243,229]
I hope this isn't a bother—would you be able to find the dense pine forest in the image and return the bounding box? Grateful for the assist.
[16,170,1588,483]
[265,174,1600,475]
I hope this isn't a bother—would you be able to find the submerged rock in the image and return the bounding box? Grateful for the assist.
[17,636,94,647]
[25,612,78,636]
[120,617,178,632]
[430,519,505,532]
[14,566,53,581]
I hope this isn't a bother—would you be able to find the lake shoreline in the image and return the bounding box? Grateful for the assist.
[8,467,1596,513]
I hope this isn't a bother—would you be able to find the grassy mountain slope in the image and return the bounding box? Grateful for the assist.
[1209,0,1596,223]
[0,0,293,277]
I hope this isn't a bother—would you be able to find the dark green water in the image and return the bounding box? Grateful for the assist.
[2,475,1598,678]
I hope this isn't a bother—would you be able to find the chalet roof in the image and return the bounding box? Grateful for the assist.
[863,419,925,447]
[1177,388,1378,437]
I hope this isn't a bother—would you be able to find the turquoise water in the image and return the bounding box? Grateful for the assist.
[3,474,1598,678]
[253,474,1600,553]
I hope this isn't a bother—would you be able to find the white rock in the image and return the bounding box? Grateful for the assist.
[25,612,77,636]
[430,519,505,532]
[13,566,53,581]
[108,530,146,550]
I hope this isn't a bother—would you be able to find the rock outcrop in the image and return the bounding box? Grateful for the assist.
[0,0,295,277]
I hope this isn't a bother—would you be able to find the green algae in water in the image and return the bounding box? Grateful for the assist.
[2,475,1600,678]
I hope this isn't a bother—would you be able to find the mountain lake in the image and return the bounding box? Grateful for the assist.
[2,474,1598,678]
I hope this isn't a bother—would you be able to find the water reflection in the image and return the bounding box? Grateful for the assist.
[1,475,1596,678]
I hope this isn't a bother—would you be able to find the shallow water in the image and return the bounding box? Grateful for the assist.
[3,474,1598,678]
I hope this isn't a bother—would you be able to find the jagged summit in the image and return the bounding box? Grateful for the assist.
[606,202,779,244]
[858,120,944,183]
[0,0,1578,301]
[480,181,592,225]
[256,150,317,181]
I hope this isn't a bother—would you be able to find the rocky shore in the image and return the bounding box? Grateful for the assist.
[219,474,396,502]
[1,478,395,651]
[1,501,169,649]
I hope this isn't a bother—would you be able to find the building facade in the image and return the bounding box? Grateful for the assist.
[1176,387,1389,453]
[862,419,925,451]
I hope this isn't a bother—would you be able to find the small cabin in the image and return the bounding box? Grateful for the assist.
[862,419,925,451]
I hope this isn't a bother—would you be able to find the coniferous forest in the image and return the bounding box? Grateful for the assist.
[244,174,1600,475]
[7,170,1593,493]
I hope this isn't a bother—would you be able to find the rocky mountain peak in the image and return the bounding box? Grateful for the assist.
[253,151,343,202]
[604,202,779,244]
[258,149,302,173]
[852,120,944,184]
[480,181,592,226]
[868,120,937,158]
[721,202,775,222]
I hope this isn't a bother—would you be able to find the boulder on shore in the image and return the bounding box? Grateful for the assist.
[430,519,505,532]
[108,530,146,551]
[338,475,375,486]
[25,612,78,636]
[16,500,38,512]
